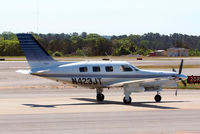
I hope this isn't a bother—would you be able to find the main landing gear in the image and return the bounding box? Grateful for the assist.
[96,88,104,102]
[154,92,162,102]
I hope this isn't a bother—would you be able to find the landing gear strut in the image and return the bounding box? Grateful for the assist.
[154,92,162,102]
[123,89,132,104]
[96,88,104,102]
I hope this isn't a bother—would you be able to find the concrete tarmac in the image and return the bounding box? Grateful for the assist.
[0,60,200,134]
[1,88,200,134]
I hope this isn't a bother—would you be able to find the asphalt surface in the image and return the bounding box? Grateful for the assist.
[0,59,200,134]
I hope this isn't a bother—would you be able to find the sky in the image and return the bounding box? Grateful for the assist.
[0,0,200,35]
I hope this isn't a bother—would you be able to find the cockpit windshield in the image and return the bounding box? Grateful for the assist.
[120,64,140,72]
[130,65,140,71]
[120,65,133,72]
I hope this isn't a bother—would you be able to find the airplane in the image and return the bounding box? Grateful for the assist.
[16,34,187,104]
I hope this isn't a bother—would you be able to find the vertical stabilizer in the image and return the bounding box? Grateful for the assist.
[17,34,56,69]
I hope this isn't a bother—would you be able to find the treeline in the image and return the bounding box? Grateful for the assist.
[0,32,200,56]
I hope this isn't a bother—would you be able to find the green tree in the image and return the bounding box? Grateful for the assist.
[140,40,149,50]
[2,32,17,40]
[112,39,137,55]
[85,34,112,56]
[52,51,63,57]
[2,40,23,56]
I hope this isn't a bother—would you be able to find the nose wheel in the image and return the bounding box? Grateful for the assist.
[123,96,132,104]
[154,94,161,102]
[123,88,132,104]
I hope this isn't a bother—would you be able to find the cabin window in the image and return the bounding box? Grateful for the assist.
[105,66,113,72]
[120,65,133,72]
[93,66,101,72]
[79,67,88,72]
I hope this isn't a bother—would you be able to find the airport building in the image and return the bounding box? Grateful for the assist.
[149,50,167,56]
[149,48,188,57]
[167,48,188,57]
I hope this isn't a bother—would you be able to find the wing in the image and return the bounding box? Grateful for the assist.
[105,77,176,88]
[104,78,159,87]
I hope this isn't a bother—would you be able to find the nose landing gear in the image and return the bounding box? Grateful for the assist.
[123,96,132,104]
[154,92,162,102]
[123,88,132,104]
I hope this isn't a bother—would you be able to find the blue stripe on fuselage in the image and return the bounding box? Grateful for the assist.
[32,73,172,79]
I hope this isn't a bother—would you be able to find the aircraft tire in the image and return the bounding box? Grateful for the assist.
[96,93,104,101]
[154,94,161,102]
[123,96,132,104]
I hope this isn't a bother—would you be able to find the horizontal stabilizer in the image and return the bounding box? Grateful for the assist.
[16,70,30,74]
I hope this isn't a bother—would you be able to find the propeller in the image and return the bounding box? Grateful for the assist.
[174,59,186,96]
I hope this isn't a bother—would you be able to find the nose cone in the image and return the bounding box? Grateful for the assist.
[178,74,188,80]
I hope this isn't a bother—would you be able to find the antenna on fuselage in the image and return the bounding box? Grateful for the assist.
[105,52,112,61]
[80,50,89,62]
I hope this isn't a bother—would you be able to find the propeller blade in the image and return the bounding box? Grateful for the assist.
[174,60,185,96]
[175,79,186,96]
[179,59,183,74]
[181,79,187,87]
[172,68,176,72]
[175,89,178,96]
[175,82,178,96]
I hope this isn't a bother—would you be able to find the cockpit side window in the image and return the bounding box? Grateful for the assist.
[120,65,133,72]
[79,67,88,72]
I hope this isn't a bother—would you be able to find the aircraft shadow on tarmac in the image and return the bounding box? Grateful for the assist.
[23,98,188,110]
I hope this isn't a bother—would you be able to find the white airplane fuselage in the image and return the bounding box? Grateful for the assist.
[31,61,184,92]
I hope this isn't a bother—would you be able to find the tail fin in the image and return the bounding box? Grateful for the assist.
[16,34,56,69]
